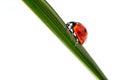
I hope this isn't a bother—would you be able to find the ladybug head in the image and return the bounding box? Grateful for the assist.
[66,22,76,30]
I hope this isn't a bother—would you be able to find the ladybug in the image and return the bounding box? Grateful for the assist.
[66,21,88,45]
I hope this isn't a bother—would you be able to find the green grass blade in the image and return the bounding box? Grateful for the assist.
[22,0,108,80]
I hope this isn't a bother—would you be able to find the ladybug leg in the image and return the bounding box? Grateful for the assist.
[70,33,75,40]
[75,39,79,46]
[65,23,70,32]
[65,28,75,41]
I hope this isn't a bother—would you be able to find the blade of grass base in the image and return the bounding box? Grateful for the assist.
[22,0,108,80]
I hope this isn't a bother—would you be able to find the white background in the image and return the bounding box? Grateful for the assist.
[0,0,120,80]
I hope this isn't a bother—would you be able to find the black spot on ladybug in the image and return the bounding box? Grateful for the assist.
[78,31,81,34]
[84,29,87,32]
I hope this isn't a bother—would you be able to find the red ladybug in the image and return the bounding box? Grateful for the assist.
[66,22,87,45]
